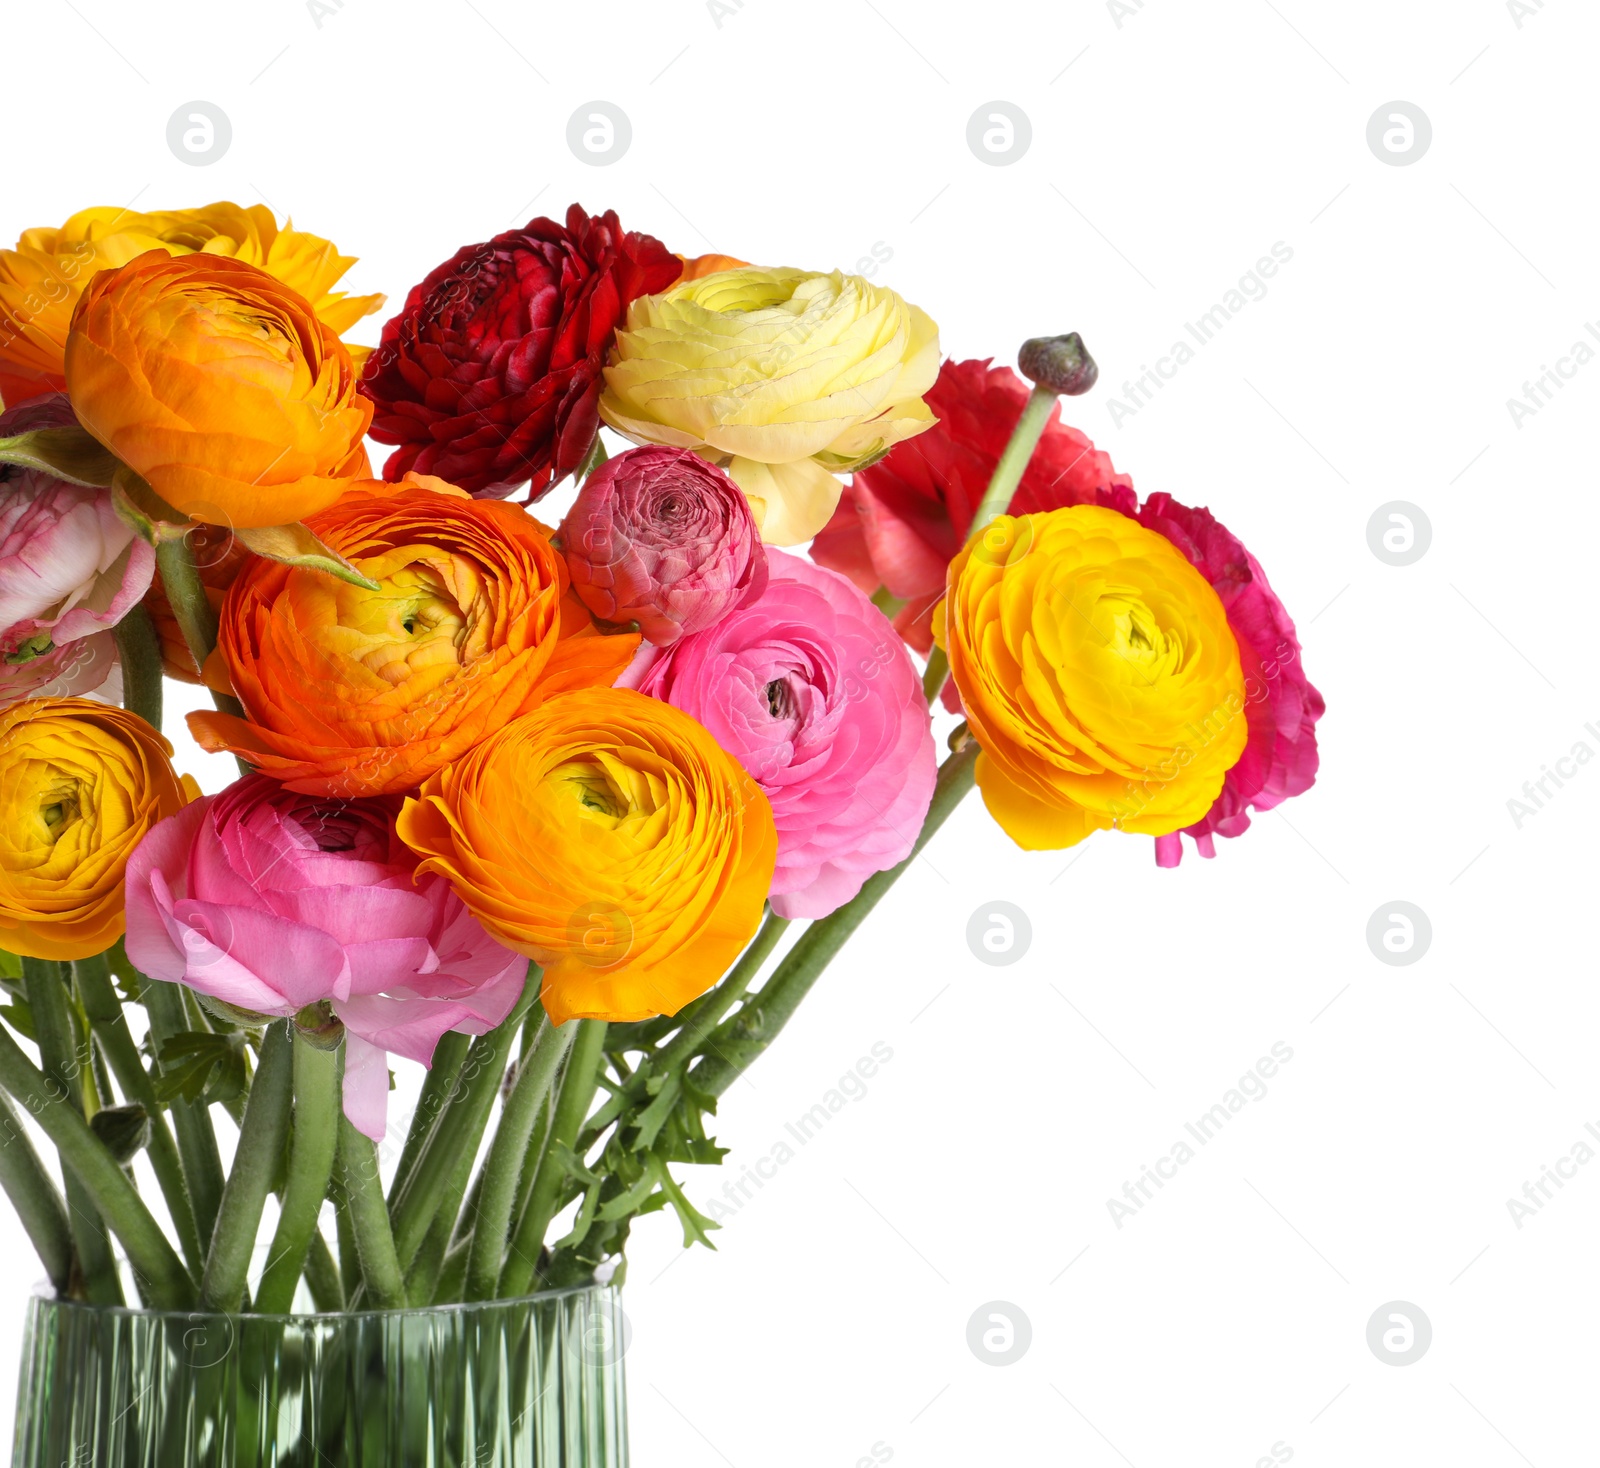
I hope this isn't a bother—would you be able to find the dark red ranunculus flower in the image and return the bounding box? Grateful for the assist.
[810,356,1134,652]
[359,204,681,499]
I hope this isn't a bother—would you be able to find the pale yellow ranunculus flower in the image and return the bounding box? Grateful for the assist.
[598,267,940,546]
[0,202,384,408]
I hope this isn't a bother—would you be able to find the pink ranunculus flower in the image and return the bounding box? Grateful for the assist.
[559,445,767,645]
[124,774,528,1139]
[0,392,156,668]
[1136,493,1324,866]
[623,549,936,919]
[0,629,121,709]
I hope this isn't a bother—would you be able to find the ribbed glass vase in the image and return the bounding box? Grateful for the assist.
[9,1282,629,1467]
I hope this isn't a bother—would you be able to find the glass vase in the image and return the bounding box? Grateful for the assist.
[9,1282,629,1467]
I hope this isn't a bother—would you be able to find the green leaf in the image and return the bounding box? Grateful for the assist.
[0,999,36,1042]
[0,427,119,488]
[152,1030,248,1107]
[109,466,190,547]
[233,523,380,590]
[0,948,20,982]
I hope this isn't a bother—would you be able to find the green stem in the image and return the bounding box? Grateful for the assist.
[111,602,164,733]
[501,1019,608,1298]
[582,912,788,1143]
[336,1116,405,1309]
[387,977,540,1274]
[255,1034,341,1314]
[386,1030,469,1210]
[141,977,226,1251]
[692,740,979,1098]
[0,1088,72,1291]
[870,585,907,619]
[969,383,1058,536]
[304,1229,344,1312]
[407,1149,483,1307]
[924,384,1060,706]
[154,537,245,720]
[22,957,121,1304]
[199,1022,292,1313]
[463,1013,574,1301]
[73,955,203,1277]
[0,1024,192,1308]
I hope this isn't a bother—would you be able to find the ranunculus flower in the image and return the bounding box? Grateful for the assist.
[359,205,681,498]
[188,479,640,796]
[140,524,250,683]
[64,252,373,529]
[559,446,766,646]
[124,775,526,1140]
[1134,493,1323,865]
[599,266,941,546]
[0,393,156,667]
[0,201,383,408]
[812,357,1134,652]
[0,697,196,959]
[396,687,776,1026]
[937,505,1247,850]
[624,550,934,918]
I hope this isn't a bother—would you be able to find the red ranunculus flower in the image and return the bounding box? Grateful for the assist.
[811,356,1134,653]
[359,205,682,499]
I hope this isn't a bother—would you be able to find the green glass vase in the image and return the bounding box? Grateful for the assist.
[9,1282,629,1466]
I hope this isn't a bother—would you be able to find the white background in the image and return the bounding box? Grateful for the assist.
[5,1,1599,1463]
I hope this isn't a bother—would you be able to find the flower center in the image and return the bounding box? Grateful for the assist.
[765,679,796,720]
[37,782,81,844]
[327,557,476,687]
[1099,592,1181,685]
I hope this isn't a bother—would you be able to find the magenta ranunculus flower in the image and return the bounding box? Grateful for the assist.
[0,392,155,673]
[1136,493,1324,866]
[623,549,935,919]
[124,775,528,1139]
[559,446,767,646]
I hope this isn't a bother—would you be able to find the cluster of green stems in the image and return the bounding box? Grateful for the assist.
[0,372,1063,1315]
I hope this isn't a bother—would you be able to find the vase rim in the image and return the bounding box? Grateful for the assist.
[25,1276,617,1324]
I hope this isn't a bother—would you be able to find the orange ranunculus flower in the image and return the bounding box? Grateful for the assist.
[937,505,1248,851]
[0,202,383,407]
[187,480,641,797]
[63,252,373,529]
[0,697,198,960]
[676,252,750,280]
[397,687,777,1025]
[142,524,251,683]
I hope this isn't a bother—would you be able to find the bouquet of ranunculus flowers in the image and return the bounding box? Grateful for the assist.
[0,200,1321,1347]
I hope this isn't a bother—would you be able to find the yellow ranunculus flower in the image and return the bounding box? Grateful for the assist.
[937,505,1248,850]
[0,698,198,960]
[598,267,940,547]
[0,202,384,408]
[397,687,777,1026]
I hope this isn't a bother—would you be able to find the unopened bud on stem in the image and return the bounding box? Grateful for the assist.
[1018,333,1098,397]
